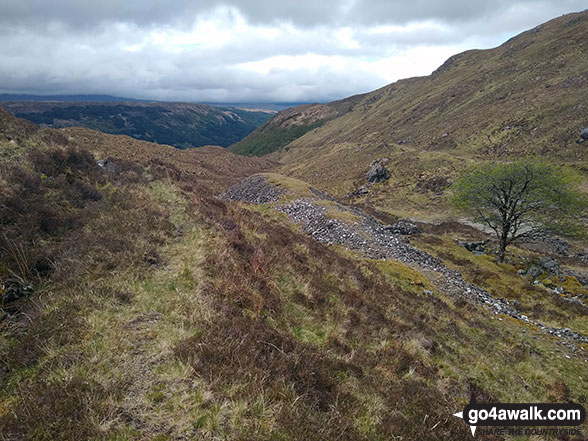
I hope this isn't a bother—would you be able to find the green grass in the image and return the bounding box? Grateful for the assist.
[230,121,323,156]
[3,180,587,439]
[412,233,588,333]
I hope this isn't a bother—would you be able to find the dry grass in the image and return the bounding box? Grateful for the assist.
[412,233,588,334]
[2,106,587,440]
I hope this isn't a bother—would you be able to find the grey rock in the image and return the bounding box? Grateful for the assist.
[457,240,488,253]
[1,279,33,305]
[538,256,559,273]
[220,175,286,204]
[566,297,586,307]
[423,290,434,296]
[384,220,420,235]
[421,339,435,351]
[348,186,369,197]
[366,160,390,183]
[581,127,588,140]
[527,266,542,278]
[546,238,571,256]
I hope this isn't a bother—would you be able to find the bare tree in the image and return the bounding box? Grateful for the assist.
[451,159,586,262]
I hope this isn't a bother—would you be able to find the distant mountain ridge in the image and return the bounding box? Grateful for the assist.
[2,100,273,149]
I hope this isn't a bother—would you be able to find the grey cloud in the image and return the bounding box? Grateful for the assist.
[4,0,584,30]
[0,23,385,102]
[0,1,586,103]
[0,0,345,29]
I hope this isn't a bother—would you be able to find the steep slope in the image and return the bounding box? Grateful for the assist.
[230,94,365,156]
[240,10,588,217]
[3,101,273,149]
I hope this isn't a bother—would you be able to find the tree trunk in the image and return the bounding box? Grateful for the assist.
[498,232,508,262]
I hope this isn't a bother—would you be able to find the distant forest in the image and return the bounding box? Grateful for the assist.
[6,102,273,148]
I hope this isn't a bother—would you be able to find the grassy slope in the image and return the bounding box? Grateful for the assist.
[1,108,588,439]
[58,126,277,194]
[3,101,273,149]
[229,95,365,156]
[251,11,588,218]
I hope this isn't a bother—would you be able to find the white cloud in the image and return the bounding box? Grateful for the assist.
[0,1,585,102]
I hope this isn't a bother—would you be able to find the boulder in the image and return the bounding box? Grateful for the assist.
[581,127,588,140]
[527,265,542,278]
[383,220,420,235]
[348,186,369,197]
[421,338,435,352]
[457,240,488,253]
[366,160,390,183]
[538,256,559,273]
[1,279,33,305]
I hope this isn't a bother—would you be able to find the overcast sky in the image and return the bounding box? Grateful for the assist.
[0,1,585,103]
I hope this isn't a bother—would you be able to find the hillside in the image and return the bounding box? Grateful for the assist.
[234,10,588,218]
[2,101,273,149]
[230,94,365,156]
[1,104,588,440]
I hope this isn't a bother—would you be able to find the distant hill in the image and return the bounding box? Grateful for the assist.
[2,101,274,148]
[230,95,363,156]
[232,10,588,216]
[204,102,310,112]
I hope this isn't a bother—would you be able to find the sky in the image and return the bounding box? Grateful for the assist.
[0,1,585,103]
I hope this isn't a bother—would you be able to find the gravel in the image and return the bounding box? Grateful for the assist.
[220,175,286,204]
[222,176,588,344]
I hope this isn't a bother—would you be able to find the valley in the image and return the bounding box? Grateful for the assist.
[1,100,273,150]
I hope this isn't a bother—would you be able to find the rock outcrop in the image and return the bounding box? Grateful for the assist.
[366,159,390,183]
[578,127,588,143]
[1,279,33,306]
